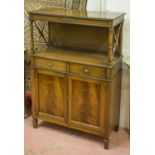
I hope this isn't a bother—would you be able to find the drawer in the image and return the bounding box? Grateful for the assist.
[35,58,66,72]
[69,63,106,79]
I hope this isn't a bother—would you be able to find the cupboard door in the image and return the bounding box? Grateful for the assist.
[37,70,67,125]
[68,76,105,134]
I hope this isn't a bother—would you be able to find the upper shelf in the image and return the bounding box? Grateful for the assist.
[29,8,125,27]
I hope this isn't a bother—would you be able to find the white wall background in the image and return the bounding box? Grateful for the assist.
[87,0,106,11]
[87,0,130,129]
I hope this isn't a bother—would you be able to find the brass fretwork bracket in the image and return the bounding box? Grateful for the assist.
[33,21,49,47]
[112,24,122,57]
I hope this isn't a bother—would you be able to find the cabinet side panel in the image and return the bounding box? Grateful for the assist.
[38,73,65,118]
[109,70,122,134]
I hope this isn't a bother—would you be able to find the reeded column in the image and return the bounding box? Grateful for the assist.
[108,27,114,63]
[30,19,34,53]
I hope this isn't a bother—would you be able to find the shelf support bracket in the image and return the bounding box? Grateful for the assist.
[30,19,34,53]
[108,27,114,63]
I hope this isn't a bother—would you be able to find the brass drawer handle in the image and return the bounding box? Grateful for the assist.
[84,68,89,73]
[48,63,53,67]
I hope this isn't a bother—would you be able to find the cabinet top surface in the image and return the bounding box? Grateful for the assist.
[29,8,125,21]
[32,47,122,68]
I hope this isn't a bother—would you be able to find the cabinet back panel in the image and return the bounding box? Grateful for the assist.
[49,23,108,53]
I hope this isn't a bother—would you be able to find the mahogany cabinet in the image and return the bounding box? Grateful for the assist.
[29,8,125,149]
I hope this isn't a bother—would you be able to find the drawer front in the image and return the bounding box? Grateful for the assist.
[69,63,106,79]
[35,58,66,72]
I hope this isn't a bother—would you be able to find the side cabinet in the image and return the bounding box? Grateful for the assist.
[68,75,106,136]
[32,69,68,127]
[29,8,125,150]
[31,67,121,149]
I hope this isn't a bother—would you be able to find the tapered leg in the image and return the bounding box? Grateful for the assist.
[104,139,109,149]
[114,124,119,132]
[33,119,38,128]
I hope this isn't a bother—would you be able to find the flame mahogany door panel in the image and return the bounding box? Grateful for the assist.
[37,70,67,126]
[68,75,106,135]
